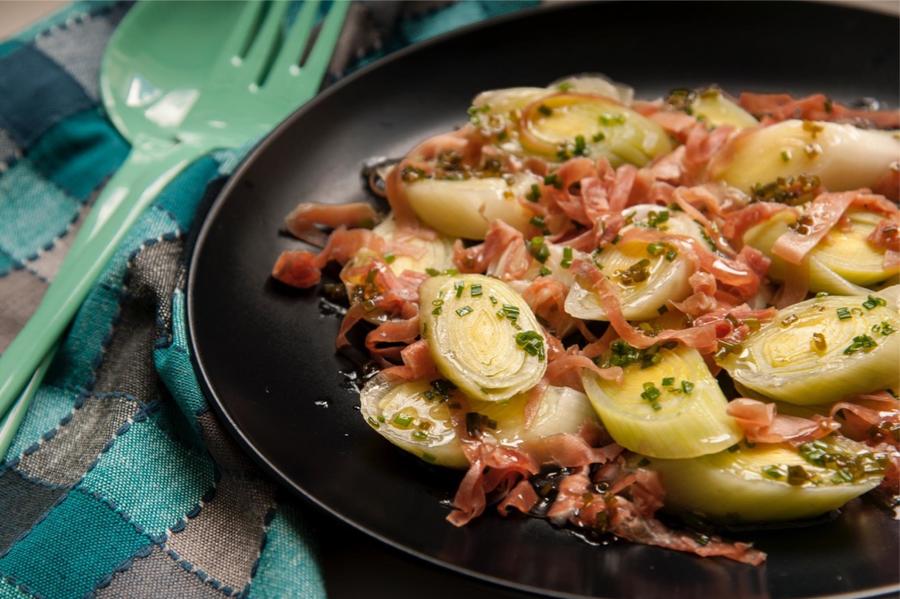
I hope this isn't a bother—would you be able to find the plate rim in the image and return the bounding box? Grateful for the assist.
[185,2,900,598]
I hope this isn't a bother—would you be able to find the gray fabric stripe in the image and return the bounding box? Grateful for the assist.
[0,130,18,167]
[95,239,183,399]
[96,546,229,599]
[0,268,47,354]
[0,469,66,554]
[33,6,129,101]
[16,394,138,486]
[165,474,276,592]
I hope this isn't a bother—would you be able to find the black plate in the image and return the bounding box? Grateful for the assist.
[187,2,900,597]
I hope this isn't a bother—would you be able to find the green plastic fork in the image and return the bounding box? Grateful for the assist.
[0,0,349,458]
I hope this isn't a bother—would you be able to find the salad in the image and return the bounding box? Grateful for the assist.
[271,76,900,565]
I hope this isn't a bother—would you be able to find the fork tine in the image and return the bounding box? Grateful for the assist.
[219,1,267,65]
[241,0,292,84]
[269,0,349,101]
[270,0,320,76]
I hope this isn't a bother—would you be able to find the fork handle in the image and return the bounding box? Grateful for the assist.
[0,139,204,419]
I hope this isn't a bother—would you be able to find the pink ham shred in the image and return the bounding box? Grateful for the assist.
[830,391,900,447]
[772,191,897,265]
[523,433,623,469]
[272,227,384,289]
[726,398,839,445]
[497,480,540,515]
[721,203,795,247]
[738,92,900,129]
[453,220,531,280]
[381,339,438,381]
[284,201,378,242]
[572,259,720,353]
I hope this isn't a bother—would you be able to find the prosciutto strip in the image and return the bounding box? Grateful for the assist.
[773,191,898,265]
[497,480,540,515]
[523,433,622,469]
[453,220,530,280]
[272,227,385,289]
[573,259,719,353]
[738,92,900,129]
[380,339,438,381]
[726,398,839,445]
[830,391,900,446]
[284,201,378,241]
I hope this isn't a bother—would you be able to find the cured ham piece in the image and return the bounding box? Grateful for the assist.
[727,398,839,444]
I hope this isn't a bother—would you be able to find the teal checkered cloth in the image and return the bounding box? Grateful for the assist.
[0,2,535,597]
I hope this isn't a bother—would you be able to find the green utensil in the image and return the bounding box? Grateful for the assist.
[0,0,349,457]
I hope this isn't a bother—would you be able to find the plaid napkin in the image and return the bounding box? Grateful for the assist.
[0,1,535,598]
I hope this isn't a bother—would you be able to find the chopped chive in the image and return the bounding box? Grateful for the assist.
[425,267,440,276]
[384,253,396,264]
[573,134,587,156]
[539,265,552,276]
[537,104,553,116]
[515,330,546,360]
[592,131,606,142]
[411,430,428,441]
[431,306,442,315]
[526,184,542,202]
[530,215,546,228]
[780,149,792,163]
[455,305,474,317]
[454,281,465,297]
[489,296,498,305]
[862,295,887,310]
[661,377,675,387]
[543,173,562,189]
[392,413,414,428]
[561,246,573,269]
[646,210,669,229]
[681,380,694,394]
[470,284,483,297]
[762,465,784,480]
[844,334,877,355]
[836,307,852,320]
[599,112,626,126]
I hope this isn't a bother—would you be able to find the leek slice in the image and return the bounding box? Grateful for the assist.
[689,90,758,129]
[710,120,900,194]
[360,378,597,468]
[565,206,703,321]
[359,375,467,468]
[718,294,900,404]
[403,173,538,240]
[565,239,693,322]
[743,209,899,294]
[419,274,547,401]
[581,346,741,458]
[475,385,600,445]
[649,436,886,522]
[519,93,672,166]
[372,216,454,275]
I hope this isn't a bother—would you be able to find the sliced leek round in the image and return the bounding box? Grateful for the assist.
[403,173,539,239]
[689,89,758,129]
[372,215,455,275]
[359,375,467,468]
[743,209,899,293]
[718,294,900,404]
[360,377,598,468]
[649,436,887,522]
[419,274,547,401]
[473,385,599,446]
[581,346,742,458]
[710,119,900,194]
[565,237,693,321]
[519,93,672,166]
